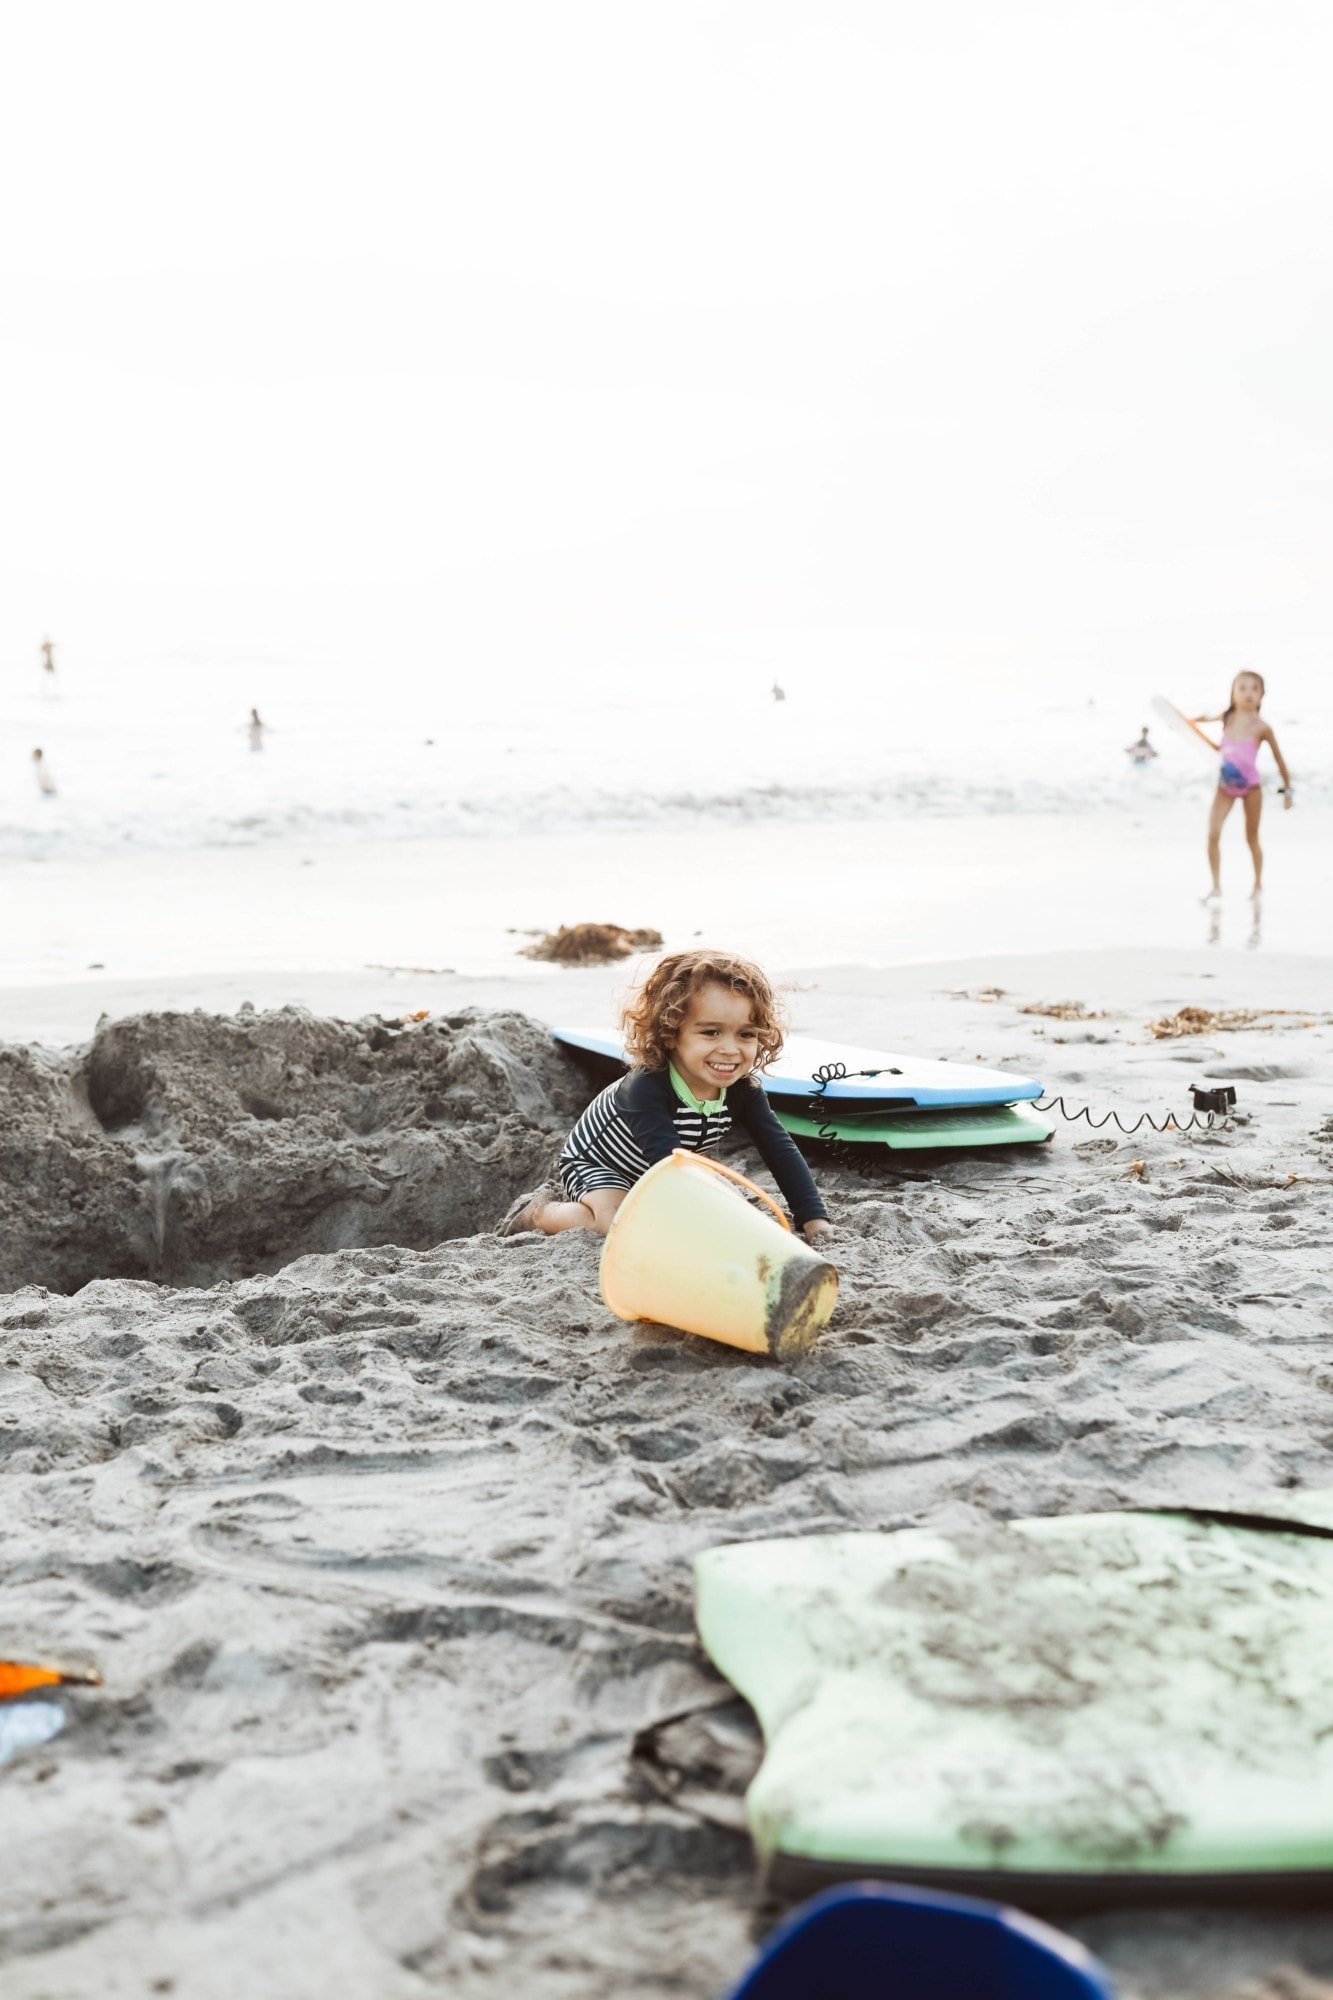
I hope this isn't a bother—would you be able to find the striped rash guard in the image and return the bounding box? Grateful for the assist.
[559,1064,828,1227]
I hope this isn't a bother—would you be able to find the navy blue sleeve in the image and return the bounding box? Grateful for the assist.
[726,1077,829,1226]
[616,1067,682,1166]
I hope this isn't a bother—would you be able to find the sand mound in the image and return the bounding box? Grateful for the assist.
[0,1007,587,1294]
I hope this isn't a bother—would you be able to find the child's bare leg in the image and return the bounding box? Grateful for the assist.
[1243,789,1264,894]
[1205,790,1234,895]
[531,1186,626,1236]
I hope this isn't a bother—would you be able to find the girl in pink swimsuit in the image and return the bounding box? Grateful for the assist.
[1195,671,1293,901]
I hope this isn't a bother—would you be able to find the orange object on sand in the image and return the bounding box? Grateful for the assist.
[0,1660,101,1698]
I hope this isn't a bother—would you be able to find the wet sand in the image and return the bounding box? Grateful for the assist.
[2,805,1330,1006]
[3,949,1333,1997]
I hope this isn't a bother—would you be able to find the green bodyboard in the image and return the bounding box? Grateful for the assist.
[695,1501,1333,1903]
[775,1101,1054,1149]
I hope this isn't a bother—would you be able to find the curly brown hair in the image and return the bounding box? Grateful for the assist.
[621,949,786,1073]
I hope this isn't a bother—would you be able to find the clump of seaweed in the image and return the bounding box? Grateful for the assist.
[520,922,663,966]
[1147,1005,1321,1040]
[1019,1001,1108,1022]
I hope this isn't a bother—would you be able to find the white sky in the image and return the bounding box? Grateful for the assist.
[2,0,1331,688]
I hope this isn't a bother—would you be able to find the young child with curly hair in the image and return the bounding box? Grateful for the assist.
[501,949,832,1244]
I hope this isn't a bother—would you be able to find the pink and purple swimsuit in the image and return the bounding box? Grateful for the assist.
[1219,733,1261,798]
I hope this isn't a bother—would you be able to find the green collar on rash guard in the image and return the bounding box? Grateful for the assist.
[668,1062,727,1116]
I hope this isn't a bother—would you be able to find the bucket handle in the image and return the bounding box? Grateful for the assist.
[676,1149,792,1233]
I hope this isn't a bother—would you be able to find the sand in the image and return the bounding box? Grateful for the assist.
[3,806,1331,1007]
[3,948,1333,1998]
[0,1005,586,1294]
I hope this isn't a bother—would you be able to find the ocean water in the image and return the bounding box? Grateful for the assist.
[2,650,1327,862]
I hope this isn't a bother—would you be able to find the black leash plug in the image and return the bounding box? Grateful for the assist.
[1191,1085,1238,1115]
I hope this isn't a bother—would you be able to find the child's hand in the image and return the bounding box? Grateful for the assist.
[803,1218,833,1246]
[1283,790,1295,812]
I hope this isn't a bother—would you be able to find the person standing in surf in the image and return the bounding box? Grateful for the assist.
[1195,672,1293,902]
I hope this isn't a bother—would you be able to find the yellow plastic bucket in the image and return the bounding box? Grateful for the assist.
[599,1149,838,1358]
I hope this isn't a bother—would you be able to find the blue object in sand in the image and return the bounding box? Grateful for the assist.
[722,1882,1115,2000]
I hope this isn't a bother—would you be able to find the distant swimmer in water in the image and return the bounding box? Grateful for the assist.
[246,707,267,752]
[771,680,785,704]
[32,747,57,796]
[1195,671,1292,903]
[1125,726,1157,765]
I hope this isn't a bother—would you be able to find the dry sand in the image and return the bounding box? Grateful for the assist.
[3,948,1333,1998]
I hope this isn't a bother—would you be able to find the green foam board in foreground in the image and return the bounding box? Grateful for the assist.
[775,1100,1054,1149]
[695,1501,1333,1905]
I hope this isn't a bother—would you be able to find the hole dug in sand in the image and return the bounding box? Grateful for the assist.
[0,1006,589,1295]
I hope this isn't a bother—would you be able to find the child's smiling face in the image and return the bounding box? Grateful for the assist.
[669,981,761,1099]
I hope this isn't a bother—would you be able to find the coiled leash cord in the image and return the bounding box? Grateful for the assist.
[1034,1085,1237,1136]
[805,1062,911,1172]
[809,1061,901,1123]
